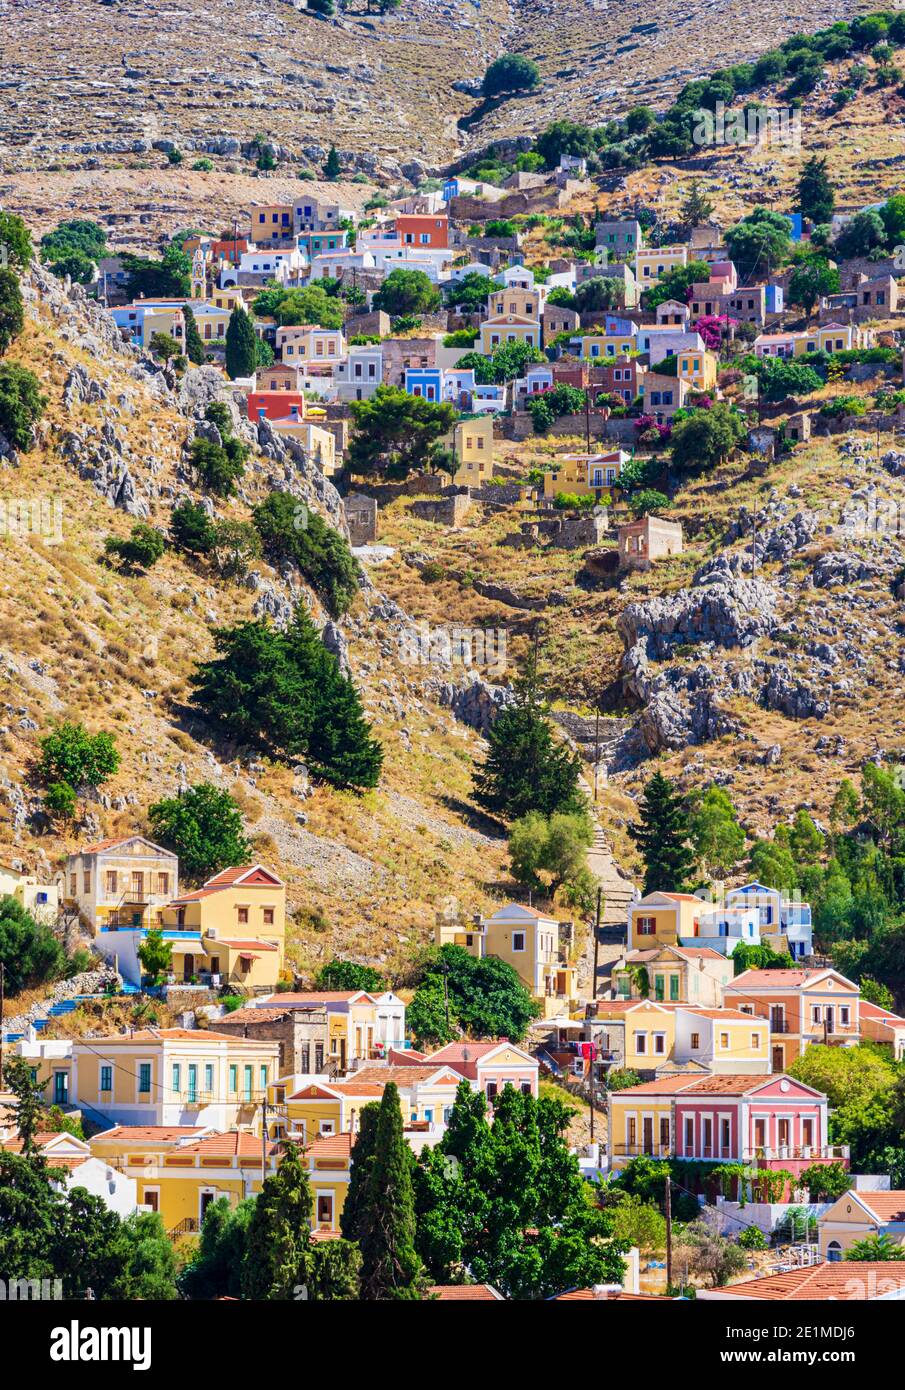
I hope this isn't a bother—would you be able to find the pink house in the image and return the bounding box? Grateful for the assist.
[425,1040,539,1099]
[674,1073,847,1184]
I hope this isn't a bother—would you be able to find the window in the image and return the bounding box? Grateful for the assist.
[244,1066,253,1102]
[238,907,249,925]
[138,1064,151,1095]
[486,1082,498,1100]
[719,1033,729,1050]
[637,916,655,936]
[634,1032,647,1055]
[260,1065,268,1090]
[684,1116,694,1151]
[106,871,118,894]
[654,974,665,1001]
[840,1006,850,1027]
[70,875,77,896]
[316,1193,334,1226]
[319,1120,335,1136]
[187,1065,198,1104]
[653,1033,666,1055]
[171,1064,181,1094]
[521,1081,532,1095]
[720,1118,731,1153]
[827,1240,842,1263]
[751,1033,760,1049]
[512,932,525,952]
[669,976,679,1001]
[205,1064,214,1095]
[263,907,274,926]
[157,873,169,896]
[690,1033,700,1050]
[83,872,91,894]
[660,1116,670,1150]
[101,1065,112,1093]
[229,1064,238,1094]
[802,1118,814,1149]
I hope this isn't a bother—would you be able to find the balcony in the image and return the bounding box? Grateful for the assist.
[612,1144,672,1159]
[743,1145,850,1164]
[181,1092,214,1110]
[769,1018,790,1034]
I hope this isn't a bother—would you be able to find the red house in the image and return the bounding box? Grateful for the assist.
[247,391,306,422]
[393,214,449,250]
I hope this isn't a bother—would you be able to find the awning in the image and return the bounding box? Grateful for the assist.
[167,940,200,955]
[238,952,261,962]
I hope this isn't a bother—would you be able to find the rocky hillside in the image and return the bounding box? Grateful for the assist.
[0,264,526,979]
[0,0,873,192]
[371,424,905,874]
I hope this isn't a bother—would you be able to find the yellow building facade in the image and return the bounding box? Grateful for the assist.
[452,415,494,486]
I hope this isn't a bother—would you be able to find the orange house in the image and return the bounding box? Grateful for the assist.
[393,214,449,249]
[724,968,860,1071]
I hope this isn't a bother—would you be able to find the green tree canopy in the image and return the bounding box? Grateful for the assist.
[359,1083,425,1299]
[407,943,539,1048]
[348,385,456,479]
[0,362,46,451]
[225,305,258,379]
[628,772,696,894]
[373,268,442,317]
[483,53,540,98]
[190,607,382,790]
[148,782,251,882]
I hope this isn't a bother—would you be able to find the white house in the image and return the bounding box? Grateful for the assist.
[0,1131,139,1217]
[725,881,813,960]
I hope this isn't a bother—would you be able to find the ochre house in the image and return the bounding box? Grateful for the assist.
[71,1028,280,1132]
[88,1125,277,1236]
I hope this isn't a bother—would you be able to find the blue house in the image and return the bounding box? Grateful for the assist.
[404,367,443,402]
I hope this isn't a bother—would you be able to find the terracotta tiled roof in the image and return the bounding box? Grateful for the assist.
[860,1001,905,1026]
[717,1262,905,1300]
[204,864,283,888]
[305,1132,353,1161]
[610,1073,797,1098]
[427,1042,508,1062]
[429,1285,503,1300]
[218,1007,293,1024]
[175,1131,277,1159]
[346,1066,460,1086]
[680,1008,766,1021]
[670,946,728,962]
[728,969,852,989]
[80,1028,276,1045]
[91,1126,207,1142]
[264,992,369,1004]
[850,1191,905,1223]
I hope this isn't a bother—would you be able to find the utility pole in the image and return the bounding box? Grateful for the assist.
[665,1173,673,1293]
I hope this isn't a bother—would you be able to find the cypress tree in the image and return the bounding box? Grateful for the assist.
[183,303,205,365]
[473,646,584,821]
[240,1141,311,1299]
[324,144,342,180]
[628,771,696,894]
[798,155,835,225]
[359,1083,424,1300]
[340,1102,381,1243]
[225,305,257,379]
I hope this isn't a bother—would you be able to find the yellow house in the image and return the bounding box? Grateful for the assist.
[63,835,179,934]
[575,333,635,360]
[677,347,718,391]
[795,322,869,355]
[305,1131,353,1233]
[277,325,347,364]
[209,285,248,315]
[634,245,688,286]
[589,999,678,1073]
[159,864,286,992]
[0,862,58,923]
[452,415,494,486]
[675,1007,771,1074]
[478,314,540,354]
[190,302,232,343]
[486,287,542,321]
[542,449,628,499]
[607,1073,691,1169]
[88,1125,276,1235]
[627,892,705,950]
[268,417,339,476]
[819,1191,905,1262]
[72,1028,280,1133]
[465,902,577,1015]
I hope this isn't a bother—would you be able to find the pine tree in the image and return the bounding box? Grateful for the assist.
[473,645,584,821]
[324,144,342,180]
[225,306,257,379]
[339,1102,381,1243]
[240,1142,312,1299]
[628,771,696,894]
[183,304,205,365]
[798,155,835,225]
[680,179,715,230]
[3,1057,45,1158]
[359,1083,425,1300]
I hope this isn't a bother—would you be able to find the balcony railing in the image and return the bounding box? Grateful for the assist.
[769,1019,790,1034]
[742,1145,850,1163]
[612,1144,672,1158]
[181,1092,214,1109]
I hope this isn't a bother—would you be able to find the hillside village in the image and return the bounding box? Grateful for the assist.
[5,4,905,1310]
